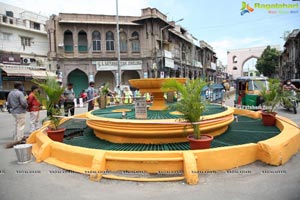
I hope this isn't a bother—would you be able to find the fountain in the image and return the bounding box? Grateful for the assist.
[27,78,300,185]
[129,78,187,110]
[86,78,234,144]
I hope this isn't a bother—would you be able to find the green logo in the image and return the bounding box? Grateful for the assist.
[241,2,254,15]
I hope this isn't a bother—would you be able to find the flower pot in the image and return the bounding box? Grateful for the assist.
[98,95,106,109]
[187,134,214,150]
[47,128,66,142]
[261,112,277,126]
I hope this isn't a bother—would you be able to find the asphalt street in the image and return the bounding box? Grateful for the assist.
[0,96,299,200]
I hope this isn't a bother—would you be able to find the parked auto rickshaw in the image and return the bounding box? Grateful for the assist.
[234,76,268,107]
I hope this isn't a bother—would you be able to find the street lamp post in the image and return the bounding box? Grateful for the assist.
[160,18,183,78]
[116,0,121,86]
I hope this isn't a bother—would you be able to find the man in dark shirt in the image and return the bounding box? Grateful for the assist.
[7,82,28,141]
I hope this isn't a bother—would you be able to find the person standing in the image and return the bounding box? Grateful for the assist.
[7,82,28,141]
[222,80,230,100]
[86,81,96,111]
[123,86,133,104]
[80,90,88,102]
[27,85,41,132]
[63,83,75,116]
[114,85,122,104]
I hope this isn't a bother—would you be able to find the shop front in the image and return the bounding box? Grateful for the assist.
[0,64,56,94]
[93,60,143,88]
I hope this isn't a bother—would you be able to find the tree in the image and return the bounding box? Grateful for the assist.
[256,46,280,77]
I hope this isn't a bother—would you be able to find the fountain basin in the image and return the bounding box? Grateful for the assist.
[129,78,187,110]
[86,105,234,144]
[26,108,300,185]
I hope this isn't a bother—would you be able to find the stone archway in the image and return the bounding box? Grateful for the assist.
[95,71,115,90]
[242,57,258,76]
[67,69,88,98]
[227,46,280,79]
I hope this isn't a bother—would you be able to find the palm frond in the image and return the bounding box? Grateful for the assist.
[161,78,207,139]
[32,76,65,129]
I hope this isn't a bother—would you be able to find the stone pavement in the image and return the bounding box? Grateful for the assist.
[0,96,299,200]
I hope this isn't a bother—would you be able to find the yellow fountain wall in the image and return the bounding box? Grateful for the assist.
[27,108,300,185]
[86,106,235,144]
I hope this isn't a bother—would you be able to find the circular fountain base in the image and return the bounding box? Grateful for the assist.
[86,104,234,144]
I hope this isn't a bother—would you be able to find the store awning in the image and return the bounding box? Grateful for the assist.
[0,67,32,77]
[0,65,56,79]
[31,70,56,79]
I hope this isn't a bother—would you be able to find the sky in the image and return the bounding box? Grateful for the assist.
[1,0,299,64]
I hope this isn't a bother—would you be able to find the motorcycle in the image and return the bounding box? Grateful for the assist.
[280,90,298,114]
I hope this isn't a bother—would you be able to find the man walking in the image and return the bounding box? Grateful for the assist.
[27,85,41,132]
[63,83,75,116]
[7,82,28,141]
[86,81,96,111]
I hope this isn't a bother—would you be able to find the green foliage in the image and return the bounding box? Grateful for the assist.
[281,90,298,108]
[256,46,280,77]
[100,83,110,95]
[161,78,207,139]
[32,76,65,130]
[260,78,281,112]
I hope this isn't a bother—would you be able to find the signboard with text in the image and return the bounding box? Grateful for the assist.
[135,97,147,119]
[93,60,143,71]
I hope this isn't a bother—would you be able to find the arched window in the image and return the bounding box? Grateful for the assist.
[131,31,140,53]
[233,66,238,70]
[64,30,73,52]
[92,31,101,51]
[78,30,87,52]
[106,31,114,51]
[120,32,127,52]
[233,56,238,63]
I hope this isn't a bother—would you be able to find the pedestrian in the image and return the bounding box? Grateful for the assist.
[27,85,41,132]
[7,82,28,141]
[86,81,96,111]
[79,90,87,102]
[63,83,75,116]
[123,86,133,104]
[114,85,122,104]
[222,80,230,100]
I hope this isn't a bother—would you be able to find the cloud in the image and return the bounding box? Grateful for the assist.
[209,37,271,65]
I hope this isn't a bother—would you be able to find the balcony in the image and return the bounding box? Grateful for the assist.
[0,14,46,34]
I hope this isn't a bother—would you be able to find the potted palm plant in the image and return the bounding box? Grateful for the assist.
[98,83,110,108]
[162,78,213,150]
[32,76,66,142]
[260,78,281,126]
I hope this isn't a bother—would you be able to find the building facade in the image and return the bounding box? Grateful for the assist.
[47,8,217,96]
[0,2,53,92]
[227,45,280,80]
[279,29,300,80]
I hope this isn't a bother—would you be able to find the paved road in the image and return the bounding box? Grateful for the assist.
[0,98,299,200]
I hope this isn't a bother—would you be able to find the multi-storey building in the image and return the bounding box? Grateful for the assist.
[279,29,300,80]
[47,8,217,96]
[0,2,54,91]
